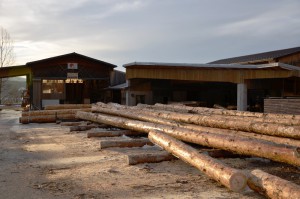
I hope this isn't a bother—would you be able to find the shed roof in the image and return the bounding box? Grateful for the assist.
[26,52,117,68]
[124,62,300,71]
[208,46,300,64]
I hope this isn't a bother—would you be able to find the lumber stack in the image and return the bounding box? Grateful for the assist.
[75,103,300,197]
[20,104,91,124]
[264,98,300,115]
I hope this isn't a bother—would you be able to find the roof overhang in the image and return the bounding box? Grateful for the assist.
[0,65,31,78]
[124,62,300,83]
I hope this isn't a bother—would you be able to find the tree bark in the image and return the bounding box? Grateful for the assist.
[87,130,144,138]
[126,151,176,165]
[148,130,247,192]
[247,169,300,199]
[99,138,153,149]
[76,111,300,166]
[93,104,300,148]
[19,114,75,124]
[44,104,91,110]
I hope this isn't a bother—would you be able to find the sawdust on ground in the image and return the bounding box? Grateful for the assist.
[0,109,299,199]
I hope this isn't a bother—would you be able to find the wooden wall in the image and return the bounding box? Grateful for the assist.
[126,68,297,84]
[264,98,300,115]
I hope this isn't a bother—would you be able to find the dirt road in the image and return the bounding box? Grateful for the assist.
[1,109,294,198]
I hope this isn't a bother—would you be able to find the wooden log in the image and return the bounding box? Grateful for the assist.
[87,130,144,138]
[127,105,300,139]
[60,121,90,126]
[152,103,300,120]
[93,104,300,148]
[126,151,176,165]
[44,104,91,110]
[76,111,300,166]
[19,114,75,124]
[247,169,300,199]
[69,125,97,132]
[148,130,247,192]
[99,138,153,149]
[22,108,91,117]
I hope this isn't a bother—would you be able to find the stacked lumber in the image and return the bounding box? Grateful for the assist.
[20,105,91,124]
[264,98,300,115]
[75,103,300,197]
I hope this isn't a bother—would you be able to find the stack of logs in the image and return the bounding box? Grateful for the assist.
[75,102,300,198]
[19,104,91,124]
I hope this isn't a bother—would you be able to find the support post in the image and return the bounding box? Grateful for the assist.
[237,83,247,111]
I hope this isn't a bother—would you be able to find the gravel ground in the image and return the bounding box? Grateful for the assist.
[0,109,299,198]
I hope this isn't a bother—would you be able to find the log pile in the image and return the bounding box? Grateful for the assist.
[20,105,91,124]
[75,103,300,197]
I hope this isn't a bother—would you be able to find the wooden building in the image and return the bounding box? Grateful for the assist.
[124,47,300,112]
[0,52,125,109]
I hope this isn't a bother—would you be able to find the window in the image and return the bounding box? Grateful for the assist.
[42,80,64,94]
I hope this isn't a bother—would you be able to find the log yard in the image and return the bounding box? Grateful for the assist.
[0,102,299,199]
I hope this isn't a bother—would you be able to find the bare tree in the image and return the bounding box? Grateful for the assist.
[0,26,15,104]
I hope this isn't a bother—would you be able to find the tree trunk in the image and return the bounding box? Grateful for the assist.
[99,138,153,149]
[248,169,300,199]
[126,151,176,165]
[87,130,144,138]
[152,103,300,120]
[148,130,247,192]
[130,105,300,139]
[92,104,300,148]
[69,125,97,132]
[76,111,300,166]
[19,114,75,124]
[60,121,90,126]
[44,104,91,110]
[22,108,91,117]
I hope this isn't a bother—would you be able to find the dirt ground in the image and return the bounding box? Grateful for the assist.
[0,109,299,199]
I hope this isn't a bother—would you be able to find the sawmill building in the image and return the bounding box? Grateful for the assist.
[124,47,300,114]
[0,53,125,109]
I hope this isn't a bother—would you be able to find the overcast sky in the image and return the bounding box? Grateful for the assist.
[1,0,300,71]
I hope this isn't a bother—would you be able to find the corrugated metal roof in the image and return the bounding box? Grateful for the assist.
[123,62,300,71]
[208,46,300,64]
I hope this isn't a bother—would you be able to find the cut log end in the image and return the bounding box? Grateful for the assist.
[229,172,248,192]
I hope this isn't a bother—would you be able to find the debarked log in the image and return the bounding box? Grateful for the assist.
[132,106,300,139]
[87,130,144,138]
[126,151,176,165]
[92,104,300,148]
[153,103,300,120]
[248,169,300,199]
[19,114,75,124]
[149,130,247,192]
[99,138,153,149]
[76,111,300,166]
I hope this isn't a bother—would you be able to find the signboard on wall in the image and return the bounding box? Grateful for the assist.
[67,72,78,79]
[67,63,78,69]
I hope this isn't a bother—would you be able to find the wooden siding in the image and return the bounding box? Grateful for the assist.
[32,79,42,109]
[277,53,300,67]
[126,68,299,83]
[264,98,300,115]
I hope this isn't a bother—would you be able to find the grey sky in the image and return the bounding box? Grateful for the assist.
[0,0,300,71]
